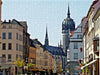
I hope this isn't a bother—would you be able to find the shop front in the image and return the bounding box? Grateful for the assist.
[0,65,10,75]
[81,59,98,75]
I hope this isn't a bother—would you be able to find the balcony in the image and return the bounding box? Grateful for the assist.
[93,37,99,56]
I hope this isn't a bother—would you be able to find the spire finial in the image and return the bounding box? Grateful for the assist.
[45,25,49,46]
[67,3,70,18]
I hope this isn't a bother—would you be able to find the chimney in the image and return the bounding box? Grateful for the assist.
[9,20,11,23]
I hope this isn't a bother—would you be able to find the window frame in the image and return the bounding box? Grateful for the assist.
[8,54,12,62]
[74,53,78,59]
[74,42,78,49]
[8,43,12,50]
[8,32,12,39]
[2,32,6,39]
[2,43,6,50]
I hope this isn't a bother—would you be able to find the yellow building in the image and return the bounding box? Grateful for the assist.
[58,58,62,73]
[43,50,50,71]
[51,56,56,74]
[81,1,99,75]
[33,39,44,71]
[93,7,100,75]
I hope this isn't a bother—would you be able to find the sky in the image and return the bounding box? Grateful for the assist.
[2,0,94,46]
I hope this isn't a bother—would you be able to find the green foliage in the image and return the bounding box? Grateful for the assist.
[82,68,84,74]
[14,57,25,68]
[82,63,85,66]
[27,63,34,68]
[86,66,89,73]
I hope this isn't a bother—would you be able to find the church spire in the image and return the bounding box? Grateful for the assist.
[67,4,70,18]
[45,26,49,46]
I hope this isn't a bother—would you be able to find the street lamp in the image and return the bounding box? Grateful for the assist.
[24,58,28,74]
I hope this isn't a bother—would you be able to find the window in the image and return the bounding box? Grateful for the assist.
[30,58,36,64]
[2,54,6,62]
[94,38,99,51]
[2,33,6,39]
[9,25,12,29]
[77,35,79,39]
[2,54,6,58]
[74,43,78,49]
[16,43,18,50]
[80,35,82,38]
[19,35,22,41]
[8,54,11,62]
[77,35,82,39]
[2,43,6,50]
[8,43,12,50]
[2,25,6,29]
[19,45,23,51]
[97,40,99,50]
[16,33,18,40]
[74,53,78,59]
[19,45,21,51]
[8,32,12,39]
[16,54,18,59]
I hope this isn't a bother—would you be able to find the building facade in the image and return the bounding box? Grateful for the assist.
[0,0,2,58]
[62,5,75,70]
[28,39,36,69]
[81,0,100,75]
[0,19,24,75]
[93,6,100,75]
[33,39,44,71]
[68,24,83,75]
[19,21,30,63]
[44,27,64,74]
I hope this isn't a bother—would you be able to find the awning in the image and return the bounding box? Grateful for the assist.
[0,66,10,69]
[81,60,97,69]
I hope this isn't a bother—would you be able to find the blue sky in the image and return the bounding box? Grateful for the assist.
[2,0,93,46]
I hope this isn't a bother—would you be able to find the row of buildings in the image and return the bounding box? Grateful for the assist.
[81,0,100,75]
[61,3,83,75]
[0,1,65,75]
[64,0,100,75]
[0,19,65,75]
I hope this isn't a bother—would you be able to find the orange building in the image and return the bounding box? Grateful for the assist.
[28,39,36,69]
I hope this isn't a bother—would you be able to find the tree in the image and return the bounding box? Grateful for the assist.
[27,63,34,68]
[14,57,25,75]
[27,63,34,72]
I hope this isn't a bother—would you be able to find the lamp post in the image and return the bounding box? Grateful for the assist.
[24,58,28,75]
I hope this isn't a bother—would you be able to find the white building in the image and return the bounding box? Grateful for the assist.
[67,24,83,75]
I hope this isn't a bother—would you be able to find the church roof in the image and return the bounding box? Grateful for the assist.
[33,39,44,48]
[44,45,66,56]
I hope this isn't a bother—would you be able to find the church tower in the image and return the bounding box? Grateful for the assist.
[62,5,75,54]
[44,27,49,46]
